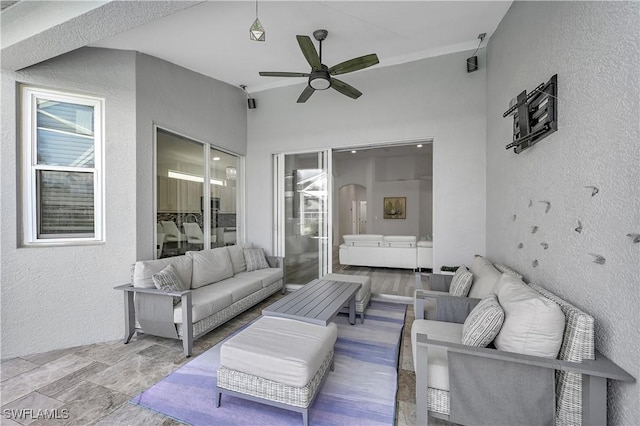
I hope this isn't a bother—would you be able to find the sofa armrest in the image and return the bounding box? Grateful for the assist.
[428,273,453,292]
[415,334,635,426]
[114,284,192,352]
[416,334,635,380]
[266,256,284,269]
[417,334,635,402]
[414,291,480,323]
[114,283,191,298]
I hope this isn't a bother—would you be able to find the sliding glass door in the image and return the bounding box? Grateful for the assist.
[156,127,241,258]
[274,151,331,285]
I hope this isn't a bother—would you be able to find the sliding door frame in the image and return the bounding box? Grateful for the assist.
[273,149,333,282]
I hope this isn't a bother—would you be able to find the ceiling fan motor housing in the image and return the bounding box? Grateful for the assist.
[309,64,331,90]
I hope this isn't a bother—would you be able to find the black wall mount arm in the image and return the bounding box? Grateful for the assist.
[504,74,557,154]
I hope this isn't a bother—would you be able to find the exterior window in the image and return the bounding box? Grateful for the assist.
[21,86,104,244]
[156,127,241,258]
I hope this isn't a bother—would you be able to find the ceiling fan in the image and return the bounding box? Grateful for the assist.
[259,29,379,103]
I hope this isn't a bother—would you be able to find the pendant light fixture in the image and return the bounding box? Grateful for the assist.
[250,0,265,41]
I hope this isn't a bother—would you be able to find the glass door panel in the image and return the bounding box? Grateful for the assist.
[280,152,330,285]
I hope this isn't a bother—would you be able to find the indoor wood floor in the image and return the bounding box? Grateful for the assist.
[286,245,426,299]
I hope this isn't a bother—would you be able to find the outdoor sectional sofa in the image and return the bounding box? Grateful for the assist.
[339,234,433,270]
[115,245,284,356]
[411,256,635,425]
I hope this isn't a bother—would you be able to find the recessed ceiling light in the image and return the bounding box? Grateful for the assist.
[213,157,221,161]
[351,150,356,154]
[417,144,423,148]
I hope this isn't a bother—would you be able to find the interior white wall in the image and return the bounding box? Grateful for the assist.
[419,179,433,239]
[337,184,366,240]
[486,2,639,423]
[135,52,247,260]
[0,48,137,358]
[334,154,432,241]
[247,50,487,269]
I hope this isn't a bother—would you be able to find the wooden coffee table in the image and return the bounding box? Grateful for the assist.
[262,278,361,325]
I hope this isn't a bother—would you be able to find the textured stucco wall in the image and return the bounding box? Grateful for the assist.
[134,53,247,260]
[1,48,137,358]
[486,2,639,423]
[247,50,487,270]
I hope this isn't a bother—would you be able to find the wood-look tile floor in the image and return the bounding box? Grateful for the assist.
[2,272,446,426]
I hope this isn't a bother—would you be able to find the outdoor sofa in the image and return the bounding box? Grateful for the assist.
[115,245,284,356]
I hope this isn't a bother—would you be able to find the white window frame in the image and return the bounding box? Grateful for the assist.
[21,86,105,245]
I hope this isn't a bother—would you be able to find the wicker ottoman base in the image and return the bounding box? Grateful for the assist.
[216,349,334,426]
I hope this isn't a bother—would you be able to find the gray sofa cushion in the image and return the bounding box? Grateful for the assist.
[187,247,234,288]
[173,285,233,323]
[206,276,263,303]
[236,268,284,288]
[411,319,464,391]
[227,244,247,274]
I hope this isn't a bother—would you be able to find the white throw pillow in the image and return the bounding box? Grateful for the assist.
[244,248,270,272]
[468,256,502,298]
[494,274,566,358]
[462,294,505,347]
[449,265,473,297]
[187,247,234,288]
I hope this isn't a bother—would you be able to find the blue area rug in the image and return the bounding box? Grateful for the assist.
[130,301,406,425]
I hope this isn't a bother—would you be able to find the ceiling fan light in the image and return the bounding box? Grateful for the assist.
[310,77,330,90]
[250,18,265,41]
[309,67,331,90]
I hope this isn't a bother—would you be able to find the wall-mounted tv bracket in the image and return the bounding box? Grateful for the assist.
[503,74,557,153]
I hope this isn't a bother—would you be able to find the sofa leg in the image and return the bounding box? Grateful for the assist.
[183,337,192,357]
[123,290,135,344]
[582,375,607,426]
[182,292,193,357]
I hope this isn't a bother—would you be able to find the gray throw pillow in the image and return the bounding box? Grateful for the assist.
[449,265,473,297]
[152,264,189,305]
[244,248,270,272]
[462,294,505,347]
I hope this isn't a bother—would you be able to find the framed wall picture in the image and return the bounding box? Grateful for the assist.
[383,197,406,219]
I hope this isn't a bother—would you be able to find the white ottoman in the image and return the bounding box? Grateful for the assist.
[216,316,337,426]
[323,273,372,323]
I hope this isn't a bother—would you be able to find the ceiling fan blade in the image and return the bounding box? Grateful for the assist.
[259,72,309,77]
[330,78,362,99]
[296,35,321,71]
[329,54,379,75]
[297,85,315,103]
